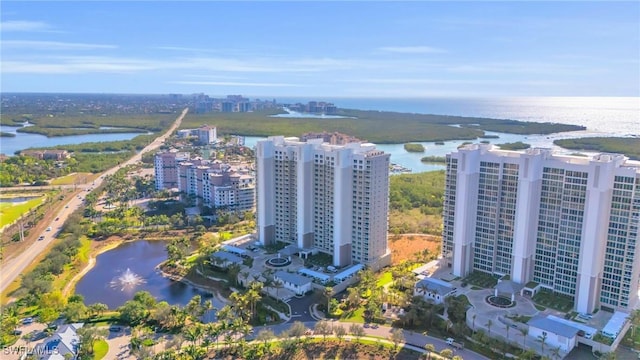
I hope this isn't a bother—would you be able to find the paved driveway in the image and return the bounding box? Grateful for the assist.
[287,291,322,323]
[3,322,47,360]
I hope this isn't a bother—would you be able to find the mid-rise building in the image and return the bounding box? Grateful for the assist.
[443,143,640,313]
[256,136,391,270]
[154,150,190,190]
[197,125,217,145]
[155,152,255,213]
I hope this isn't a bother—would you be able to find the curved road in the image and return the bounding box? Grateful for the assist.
[251,321,490,360]
[0,108,188,295]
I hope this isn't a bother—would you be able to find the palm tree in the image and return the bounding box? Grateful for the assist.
[273,279,284,301]
[472,313,476,333]
[550,346,561,360]
[519,327,528,349]
[485,319,493,336]
[324,286,333,313]
[424,344,436,360]
[538,332,548,355]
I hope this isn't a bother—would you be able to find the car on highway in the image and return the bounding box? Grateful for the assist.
[38,236,45,241]
[55,217,59,221]
[46,227,52,231]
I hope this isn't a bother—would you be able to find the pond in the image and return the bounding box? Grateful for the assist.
[0,196,41,203]
[75,240,225,318]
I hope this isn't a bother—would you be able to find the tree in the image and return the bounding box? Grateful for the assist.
[349,323,365,340]
[88,303,108,318]
[390,328,404,350]
[227,263,242,285]
[550,346,562,360]
[288,321,307,340]
[333,324,346,342]
[485,319,493,336]
[273,279,284,301]
[424,344,436,360]
[440,348,453,359]
[119,300,148,326]
[314,320,332,340]
[184,324,204,347]
[346,287,361,309]
[133,291,157,308]
[256,328,275,351]
[77,326,108,357]
[472,313,476,333]
[64,301,87,322]
[538,332,548,355]
[519,326,528,349]
[324,286,333,313]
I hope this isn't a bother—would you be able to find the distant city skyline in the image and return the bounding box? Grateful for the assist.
[1,1,639,97]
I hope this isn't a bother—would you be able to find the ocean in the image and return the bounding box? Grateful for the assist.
[278,96,639,136]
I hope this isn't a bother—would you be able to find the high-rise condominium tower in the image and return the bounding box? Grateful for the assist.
[443,144,640,313]
[256,136,391,270]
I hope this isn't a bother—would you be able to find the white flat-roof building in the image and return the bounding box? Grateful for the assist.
[443,144,640,313]
[274,271,312,295]
[414,277,457,304]
[256,136,391,270]
[528,316,579,352]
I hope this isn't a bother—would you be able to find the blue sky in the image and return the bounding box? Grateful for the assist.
[1,1,639,97]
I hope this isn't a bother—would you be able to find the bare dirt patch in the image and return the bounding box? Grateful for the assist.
[388,234,441,265]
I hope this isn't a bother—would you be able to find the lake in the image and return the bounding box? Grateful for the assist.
[75,240,225,317]
[0,124,147,156]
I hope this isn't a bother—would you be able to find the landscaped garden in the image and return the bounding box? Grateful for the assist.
[464,271,498,288]
[532,289,574,313]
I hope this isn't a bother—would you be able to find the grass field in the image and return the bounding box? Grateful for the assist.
[0,196,44,228]
[50,173,94,185]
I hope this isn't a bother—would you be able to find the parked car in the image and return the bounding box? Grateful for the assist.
[109,326,122,332]
[22,317,34,325]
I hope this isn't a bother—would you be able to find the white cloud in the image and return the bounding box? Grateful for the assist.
[348,78,562,86]
[0,20,52,32]
[3,40,117,50]
[378,46,447,54]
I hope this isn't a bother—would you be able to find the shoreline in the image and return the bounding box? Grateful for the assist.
[62,235,178,297]
[156,263,230,306]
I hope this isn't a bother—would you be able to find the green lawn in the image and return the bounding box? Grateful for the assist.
[341,307,366,323]
[532,290,574,312]
[376,272,393,288]
[0,196,44,228]
[92,339,108,360]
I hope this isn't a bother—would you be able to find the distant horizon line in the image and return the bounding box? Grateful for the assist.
[1,92,638,99]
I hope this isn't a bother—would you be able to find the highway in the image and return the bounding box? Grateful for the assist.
[0,108,188,296]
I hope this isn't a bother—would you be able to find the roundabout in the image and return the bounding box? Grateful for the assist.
[266,256,291,267]
[486,295,515,308]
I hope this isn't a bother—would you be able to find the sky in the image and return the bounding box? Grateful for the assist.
[1,1,639,98]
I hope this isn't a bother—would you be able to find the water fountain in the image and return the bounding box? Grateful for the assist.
[110,268,146,291]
